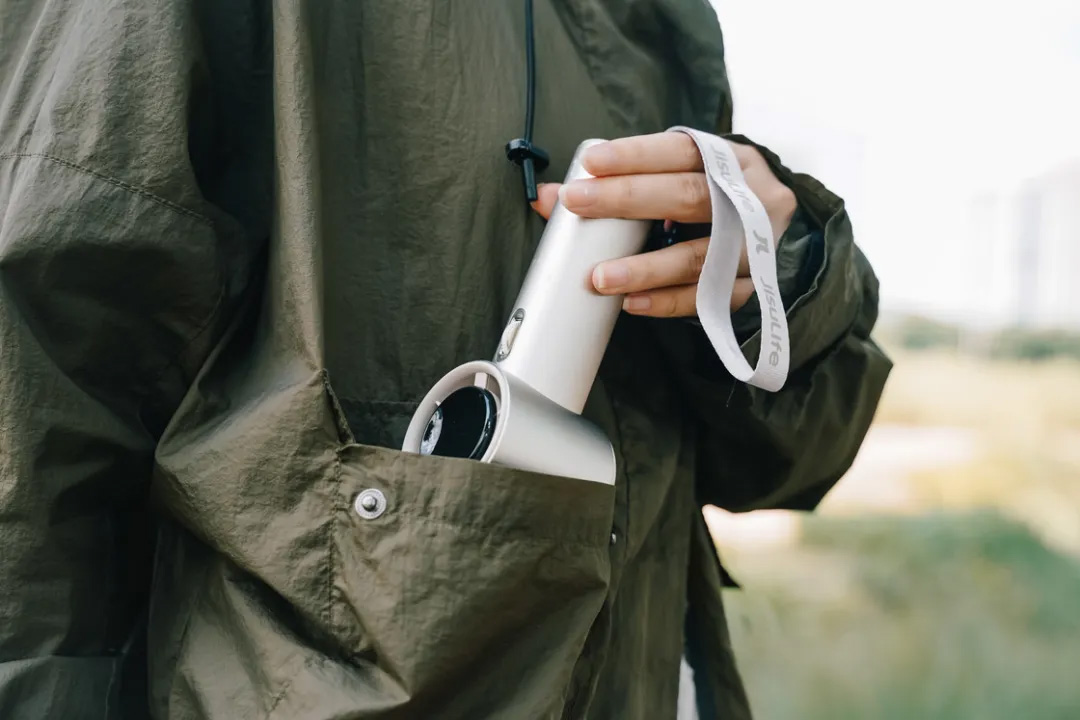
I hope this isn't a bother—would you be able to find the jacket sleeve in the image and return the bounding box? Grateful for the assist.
[0,2,270,716]
[653,136,893,513]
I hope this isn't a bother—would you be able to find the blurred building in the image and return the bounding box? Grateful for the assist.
[1023,162,1080,329]
[967,192,1015,330]
[967,161,1080,330]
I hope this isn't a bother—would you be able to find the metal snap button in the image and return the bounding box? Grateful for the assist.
[610,532,618,546]
[354,489,387,520]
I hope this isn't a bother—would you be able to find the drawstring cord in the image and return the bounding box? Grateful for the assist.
[505,0,549,203]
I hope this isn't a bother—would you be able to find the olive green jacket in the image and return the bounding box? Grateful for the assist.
[0,1,890,718]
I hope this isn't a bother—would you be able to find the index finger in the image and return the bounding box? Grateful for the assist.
[583,132,704,176]
[583,132,757,177]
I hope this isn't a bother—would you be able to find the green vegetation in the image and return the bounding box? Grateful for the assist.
[720,511,1080,720]
[713,329,1080,719]
[877,314,1080,363]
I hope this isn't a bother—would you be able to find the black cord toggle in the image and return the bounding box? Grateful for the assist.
[507,0,547,204]
[506,138,549,203]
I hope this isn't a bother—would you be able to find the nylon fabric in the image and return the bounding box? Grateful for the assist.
[0,1,891,717]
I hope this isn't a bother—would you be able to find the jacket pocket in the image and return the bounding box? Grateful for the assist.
[153,358,615,719]
[322,438,615,718]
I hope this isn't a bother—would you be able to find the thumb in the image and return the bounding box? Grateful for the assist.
[530,182,561,220]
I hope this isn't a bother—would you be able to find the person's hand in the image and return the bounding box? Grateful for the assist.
[530,132,797,317]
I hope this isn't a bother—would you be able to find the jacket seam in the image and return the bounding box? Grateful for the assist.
[152,282,228,380]
[163,549,208,718]
[553,1,634,137]
[607,392,631,556]
[349,511,610,550]
[327,452,342,633]
[0,151,214,227]
[0,151,232,404]
[265,655,321,718]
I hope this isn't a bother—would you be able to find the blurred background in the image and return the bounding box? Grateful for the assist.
[701,1,1080,717]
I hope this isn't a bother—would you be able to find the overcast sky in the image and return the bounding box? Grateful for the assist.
[711,0,1080,326]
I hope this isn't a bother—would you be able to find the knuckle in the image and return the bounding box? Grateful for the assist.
[685,240,708,279]
[662,293,681,317]
[769,182,797,214]
[781,185,798,213]
[618,177,637,212]
[680,136,702,167]
[742,144,765,167]
[764,180,799,211]
[679,174,709,215]
[771,179,794,202]
[624,256,652,289]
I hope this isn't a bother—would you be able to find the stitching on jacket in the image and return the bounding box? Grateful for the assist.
[327,452,341,632]
[347,507,610,550]
[552,0,634,136]
[265,655,321,718]
[0,150,231,402]
[266,456,345,717]
[0,151,214,227]
[606,389,632,554]
[341,398,418,407]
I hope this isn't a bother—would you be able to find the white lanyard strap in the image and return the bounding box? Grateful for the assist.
[665,126,790,392]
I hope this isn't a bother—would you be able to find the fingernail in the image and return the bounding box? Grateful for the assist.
[594,263,630,290]
[624,295,651,312]
[559,181,594,208]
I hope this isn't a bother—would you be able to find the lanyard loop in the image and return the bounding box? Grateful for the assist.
[666,127,790,392]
